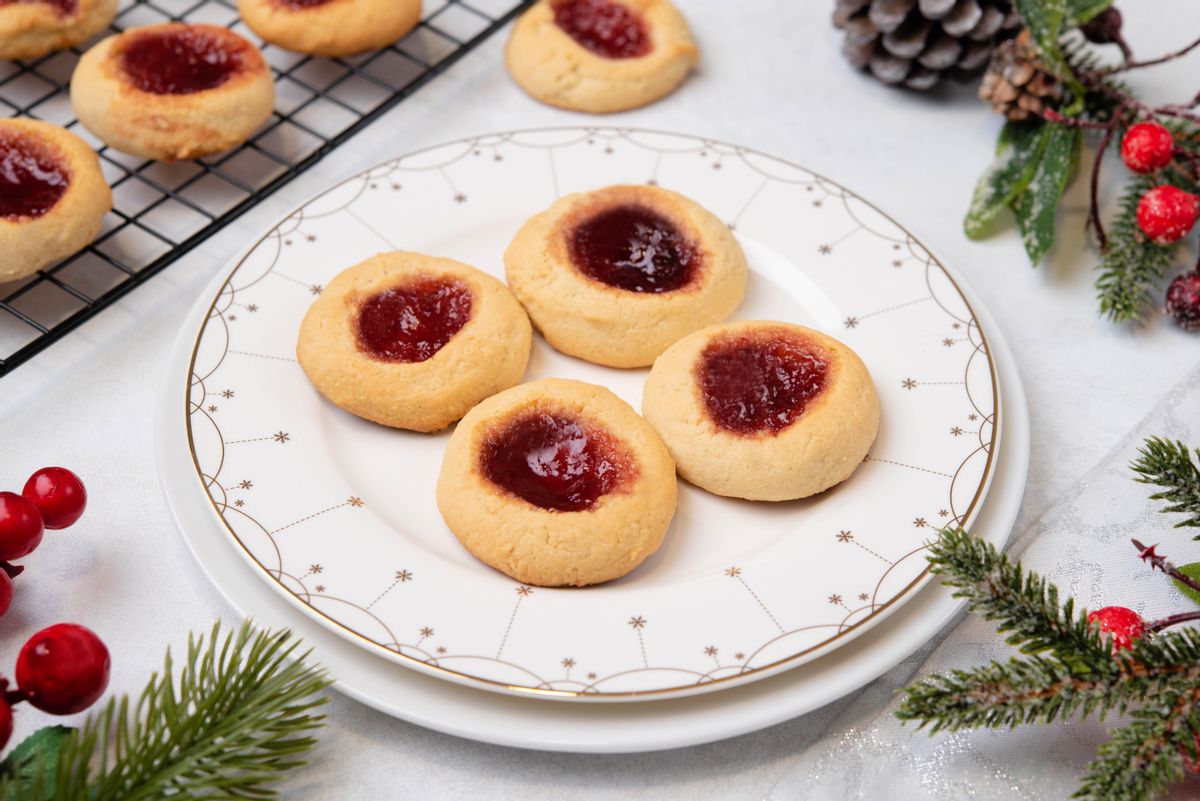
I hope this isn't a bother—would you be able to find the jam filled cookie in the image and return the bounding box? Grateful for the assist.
[505,0,698,113]
[0,0,117,61]
[237,0,421,57]
[505,184,747,369]
[70,23,274,161]
[642,321,880,502]
[297,252,532,432]
[437,378,677,587]
[0,119,111,284]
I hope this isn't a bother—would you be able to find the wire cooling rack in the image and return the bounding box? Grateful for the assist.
[0,0,532,377]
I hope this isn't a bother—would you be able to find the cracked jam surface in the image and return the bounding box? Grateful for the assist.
[480,412,629,512]
[355,277,473,363]
[698,331,829,435]
[552,0,651,59]
[568,203,698,293]
[0,132,69,221]
[119,27,249,95]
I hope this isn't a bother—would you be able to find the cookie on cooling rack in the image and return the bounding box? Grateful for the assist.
[297,251,532,433]
[504,183,747,368]
[0,118,112,284]
[437,378,677,587]
[237,0,422,57]
[70,23,274,161]
[505,0,698,113]
[0,0,117,60]
[642,321,880,502]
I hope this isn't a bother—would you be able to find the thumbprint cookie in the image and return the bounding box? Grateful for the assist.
[70,23,274,161]
[505,0,698,113]
[297,252,532,433]
[0,119,111,284]
[237,0,422,57]
[0,0,117,61]
[504,184,747,368]
[642,321,880,502]
[437,378,677,587]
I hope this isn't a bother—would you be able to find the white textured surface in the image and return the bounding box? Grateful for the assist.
[0,1,1198,798]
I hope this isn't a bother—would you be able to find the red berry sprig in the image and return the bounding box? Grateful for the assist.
[23,467,87,530]
[0,468,87,616]
[1165,270,1200,332]
[1121,121,1176,174]
[0,623,110,749]
[1087,605,1145,651]
[1136,185,1199,244]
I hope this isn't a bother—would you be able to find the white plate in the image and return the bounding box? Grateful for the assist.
[157,269,1027,751]
[181,128,1001,700]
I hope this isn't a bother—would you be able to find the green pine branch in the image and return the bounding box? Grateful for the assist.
[897,655,1127,733]
[0,621,331,801]
[1131,437,1200,533]
[924,527,1111,671]
[1096,175,1180,322]
[900,502,1200,801]
[1075,693,1198,801]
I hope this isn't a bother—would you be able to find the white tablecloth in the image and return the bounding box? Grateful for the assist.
[1,2,1198,798]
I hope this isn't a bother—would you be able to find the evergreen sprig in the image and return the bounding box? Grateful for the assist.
[899,509,1200,800]
[1131,437,1200,532]
[1096,175,1179,322]
[0,621,331,801]
[923,527,1109,670]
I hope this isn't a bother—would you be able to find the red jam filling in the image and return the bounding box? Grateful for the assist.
[480,412,629,512]
[0,0,76,14]
[355,277,473,363]
[119,27,248,96]
[568,204,698,293]
[271,0,334,7]
[698,332,829,435]
[552,0,651,59]
[0,133,69,221]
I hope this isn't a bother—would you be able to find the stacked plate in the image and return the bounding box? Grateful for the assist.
[157,127,1028,753]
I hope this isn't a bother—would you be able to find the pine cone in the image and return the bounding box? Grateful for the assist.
[978,29,1063,120]
[833,0,1022,90]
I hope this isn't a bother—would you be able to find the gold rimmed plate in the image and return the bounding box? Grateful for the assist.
[182,128,1001,701]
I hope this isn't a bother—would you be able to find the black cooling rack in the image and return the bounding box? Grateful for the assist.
[0,0,532,377]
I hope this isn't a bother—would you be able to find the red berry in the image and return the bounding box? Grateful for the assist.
[0,695,11,751]
[16,624,110,715]
[0,492,43,562]
[22,467,86,530]
[1121,122,1175,174]
[1137,185,1199,243]
[1087,606,1144,651]
[1166,270,1200,332]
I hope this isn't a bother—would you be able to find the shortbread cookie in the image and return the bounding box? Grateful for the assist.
[504,184,747,368]
[642,321,880,501]
[0,0,117,60]
[237,0,421,57]
[505,0,698,113]
[297,252,532,432]
[0,119,111,283]
[70,23,274,161]
[437,378,677,587]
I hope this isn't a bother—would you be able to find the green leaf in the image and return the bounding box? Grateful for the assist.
[1012,124,1081,265]
[1067,0,1113,24]
[1014,0,1072,79]
[1173,564,1200,607]
[0,726,72,793]
[965,121,1048,239]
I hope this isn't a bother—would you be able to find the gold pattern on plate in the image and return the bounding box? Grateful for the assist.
[182,128,1001,699]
